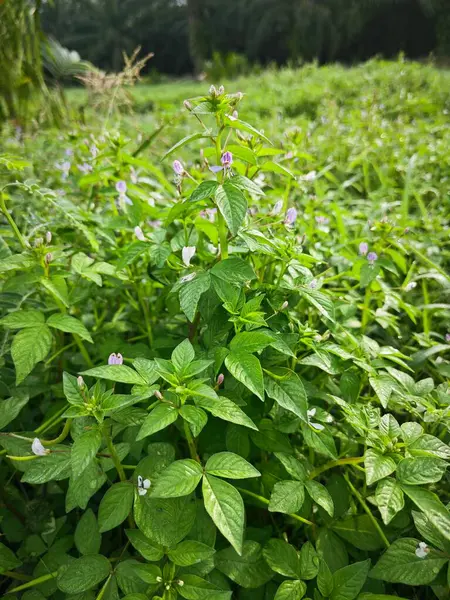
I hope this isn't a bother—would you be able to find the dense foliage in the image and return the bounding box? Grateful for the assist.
[0,61,450,600]
[41,0,449,75]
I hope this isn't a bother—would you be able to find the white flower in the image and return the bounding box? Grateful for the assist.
[405,281,417,292]
[300,171,317,182]
[415,542,429,559]
[270,200,283,216]
[108,353,123,365]
[134,226,146,241]
[32,438,49,456]
[307,408,324,431]
[182,246,196,267]
[137,475,151,496]
[180,272,196,283]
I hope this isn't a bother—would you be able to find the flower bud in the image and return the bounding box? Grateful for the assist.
[218,85,225,95]
[45,231,52,244]
[209,85,217,97]
[281,301,289,310]
[183,100,192,111]
[271,200,283,216]
[134,226,145,241]
[34,237,43,248]
[45,252,53,265]
[284,207,297,226]
[173,160,184,176]
[367,252,378,264]
[359,242,368,256]
[156,576,163,583]
[32,438,50,456]
[217,374,224,386]
[108,353,123,365]
[77,375,85,388]
[177,580,184,587]
[221,151,233,168]
[232,110,238,119]
[155,390,163,400]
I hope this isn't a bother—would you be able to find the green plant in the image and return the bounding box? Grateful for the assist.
[0,63,449,600]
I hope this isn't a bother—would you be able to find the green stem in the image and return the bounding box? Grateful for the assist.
[183,421,201,463]
[421,280,430,336]
[43,419,72,446]
[217,212,229,260]
[343,473,390,548]
[3,570,32,581]
[361,283,372,332]
[136,285,153,347]
[309,457,365,480]
[95,574,112,600]
[73,334,94,368]
[394,241,450,283]
[35,405,67,434]
[9,571,59,593]
[236,487,314,527]
[0,193,28,250]
[104,426,126,482]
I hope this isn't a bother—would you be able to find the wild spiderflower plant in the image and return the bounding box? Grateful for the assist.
[0,76,449,600]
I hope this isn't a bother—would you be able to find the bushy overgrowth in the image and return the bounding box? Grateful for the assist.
[0,62,449,600]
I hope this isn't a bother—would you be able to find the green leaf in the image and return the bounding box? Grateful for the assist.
[274,580,307,600]
[299,541,319,580]
[229,175,264,196]
[71,428,102,477]
[412,510,449,552]
[98,482,134,532]
[57,554,111,594]
[202,474,244,554]
[74,508,101,555]
[331,560,370,600]
[224,116,272,145]
[180,405,208,437]
[211,257,255,283]
[215,181,247,235]
[63,372,85,405]
[225,351,264,400]
[264,371,308,421]
[370,538,447,584]
[137,404,178,440]
[168,540,215,566]
[0,392,29,430]
[125,529,164,561]
[22,450,72,484]
[12,324,53,384]
[305,480,334,516]
[162,131,210,160]
[401,484,450,541]
[215,540,273,588]
[408,433,450,459]
[177,574,231,599]
[0,542,22,573]
[318,558,334,597]
[134,495,196,547]
[81,365,146,385]
[375,478,405,525]
[132,358,159,385]
[301,423,337,459]
[133,563,162,584]
[151,459,203,498]
[269,481,304,514]
[275,452,307,482]
[263,538,302,578]
[360,264,381,288]
[190,180,219,202]
[0,309,45,329]
[358,595,410,600]
[230,330,274,353]
[260,161,295,178]
[317,529,348,573]
[172,338,195,372]
[396,456,447,485]
[364,449,396,486]
[333,515,385,551]
[179,271,211,322]
[300,287,335,322]
[195,395,257,430]
[47,313,93,342]
[205,452,260,479]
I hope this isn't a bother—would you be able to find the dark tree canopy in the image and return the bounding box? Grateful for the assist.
[41,0,448,75]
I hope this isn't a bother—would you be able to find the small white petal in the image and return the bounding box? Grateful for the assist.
[311,422,325,431]
[138,487,148,496]
[32,438,48,456]
[307,408,316,418]
[143,479,151,489]
[137,475,143,487]
[182,246,196,267]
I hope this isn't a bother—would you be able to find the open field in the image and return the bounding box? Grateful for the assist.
[1,60,450,599]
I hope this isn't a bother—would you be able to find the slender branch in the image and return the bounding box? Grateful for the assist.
[73,334,94,368]
[3,570,32,582]
[9,571,59,593]
[0,193,28,250]
[309,457,365,480]
[183,421,201,463]
[103,426,126,482]
[43,419,72,446]
[343,473,390,548]
[236,487,314,527]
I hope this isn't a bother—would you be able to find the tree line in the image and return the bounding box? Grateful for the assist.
[37,0,450,75]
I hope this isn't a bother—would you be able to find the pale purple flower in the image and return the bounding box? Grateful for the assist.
[116,180,127,194]
[300,171,317,182]
[134,226,146,241]
[221,151,233,168]
[229,110,238,121]
[45,231,52,244]
[405,281,417,292]
[209,85,218,97]
[32,438,49,456]
[45,253,53,265]
[90,144,98,158]
[315,216,329,226]
[218,85,225,95]
[56,161,71,179]
[173,160,184,176]
[108,353,123,365]
[148,220,162,228]
[415,542,429,559]
[284,207,297,226]
[78,162,93,174]
[34,237,43,248]
[445,333,450,343]
[248,206,257,216]
[65,148,73,157]
[137,475,151,496]
[367,252,378,264]
[309,279,318,289]
[200,208,217,222]
[217,374,224,386]
[182,246,196,267]
[284,151,294,160]
[359,242,369,256]
[271,200,283,216]
[307,408,324,431]
[130,166,139,184]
